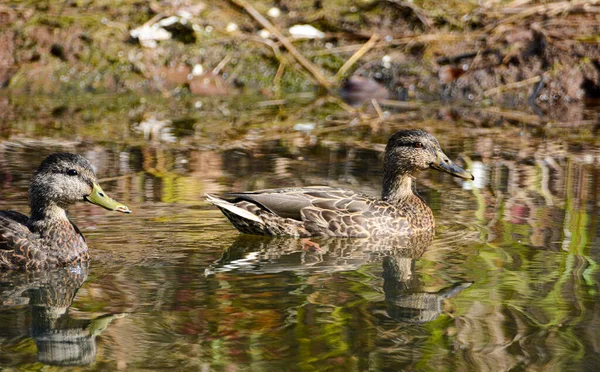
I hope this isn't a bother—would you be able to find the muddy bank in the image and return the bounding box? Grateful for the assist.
[1,1,600,113]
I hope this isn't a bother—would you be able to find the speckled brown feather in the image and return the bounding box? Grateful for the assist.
[0,153,124,271]
[0,210,87,270]
[208,186,434,237]
[208,130,472,238]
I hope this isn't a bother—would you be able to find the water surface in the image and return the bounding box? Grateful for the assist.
[0,95,599,370]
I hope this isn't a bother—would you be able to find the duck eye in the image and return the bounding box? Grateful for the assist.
[414,142,423,148]
[67,169,78,176]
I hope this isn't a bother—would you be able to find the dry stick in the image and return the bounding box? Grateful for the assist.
[371,99,385,119]
[230,0,332,90]
[335,34,379,80]
[378,99,435,109]
[213,55,232,75]
[273,61,286,90]
[483,76,542,96]
[256,99,287,107]
[309,33,477,57]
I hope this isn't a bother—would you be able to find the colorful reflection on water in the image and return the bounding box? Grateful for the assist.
[0,95,599,370]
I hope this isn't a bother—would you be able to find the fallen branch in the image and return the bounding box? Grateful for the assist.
[308,33,480,56]
[335,34,379,80]
[371,98,385,119]
[230,0,332,90]
[483,76,542,96]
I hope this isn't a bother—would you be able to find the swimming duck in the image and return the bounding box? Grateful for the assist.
[207,129,473,237]
[0,153,131,270]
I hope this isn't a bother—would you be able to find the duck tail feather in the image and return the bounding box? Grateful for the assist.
[205,194,265,224]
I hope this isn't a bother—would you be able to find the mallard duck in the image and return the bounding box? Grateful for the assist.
[0,153,131,270]
[207,129,473,237]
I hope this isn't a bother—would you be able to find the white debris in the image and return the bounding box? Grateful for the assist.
[226,22,239,33]
[267,7,281,18]
[293,122,316,132]
[258,29,271,39]
[192,64,204,76]
[158,16,180,27]
[130,24,172,48]
[289,24,325,39]
[382,55,392,68]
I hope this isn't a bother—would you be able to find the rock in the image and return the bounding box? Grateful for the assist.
[188,72,229,96]
[158,64,191,85]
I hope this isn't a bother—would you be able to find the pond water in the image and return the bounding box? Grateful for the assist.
[0,94,599,371]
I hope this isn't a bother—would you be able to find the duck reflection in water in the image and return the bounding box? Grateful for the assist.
[0,265,126,366]
[207,232,471,323]
[383,256,472,323]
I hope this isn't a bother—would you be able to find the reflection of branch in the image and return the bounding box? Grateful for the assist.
[230,0,332,90]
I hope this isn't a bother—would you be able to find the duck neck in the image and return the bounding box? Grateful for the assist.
[382,171,434,230]
[28,200,71,235]
[382,171,418,205]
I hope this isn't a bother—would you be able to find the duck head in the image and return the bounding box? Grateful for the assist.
[384,129,473,180]
[29,153,131,213]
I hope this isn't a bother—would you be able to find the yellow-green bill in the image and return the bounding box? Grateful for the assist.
[85,183,131,213]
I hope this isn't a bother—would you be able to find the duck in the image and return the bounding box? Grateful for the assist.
[0,153,131,270]
[206,129,473,238]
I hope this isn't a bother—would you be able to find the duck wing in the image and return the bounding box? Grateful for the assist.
[0,211,45,269]
[0,211,30,250]
[221,187,359,221]
[216,187,403,237]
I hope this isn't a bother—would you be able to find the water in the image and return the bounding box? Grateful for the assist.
[0,94,599,370]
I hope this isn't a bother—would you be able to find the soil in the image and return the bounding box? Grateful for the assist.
[0,1,599,114]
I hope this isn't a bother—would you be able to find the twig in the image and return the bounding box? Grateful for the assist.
[230,0,332,90]
[371,99,384,119]
[308,33,478,57]
[256,99,287,107]
[483,76,542,96]
[436,49,499,65]
[142,12,164,28]
[212,55,231,75]
[378,99,434,110]
[335,34,379,80]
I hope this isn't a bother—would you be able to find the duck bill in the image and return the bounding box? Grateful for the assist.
[85,183,132,213]
[430,151,474,180]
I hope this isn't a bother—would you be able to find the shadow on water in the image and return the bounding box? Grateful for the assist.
[0,266,125,367]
